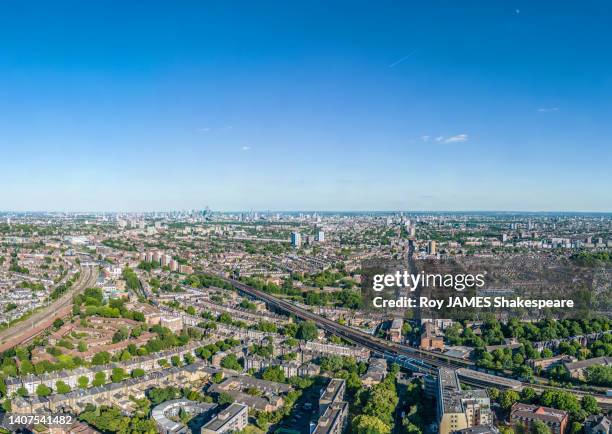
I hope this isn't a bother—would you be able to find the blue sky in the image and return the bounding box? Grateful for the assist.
[1,0,611,211]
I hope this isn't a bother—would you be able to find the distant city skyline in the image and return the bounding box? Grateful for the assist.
[1,1,611,212]
[2,209,612,215]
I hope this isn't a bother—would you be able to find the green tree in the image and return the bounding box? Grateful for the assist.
[111,368,127,383]
[91,351,111,365]
[541,348,554,358]
[352,414,391,434]
[92,371,106,387]
[2,399,11,413]
[220,354,242,371]
[521,387,537,404]
[131,368,145,378]
[569,422,583,434]
[296,321,318,341]
[540,390,586,421]
[581,395,600,415]
[218,392,234,405]
[55,381,71,394]
[488,388,500,400]
[262,365,286,383]
[531,420,552,434]
[499,390,520,411]
[584,365,612,387]
[78,376,89,388]
[148,386,180,405]
[36,384,52,397]
[256,412,269,430]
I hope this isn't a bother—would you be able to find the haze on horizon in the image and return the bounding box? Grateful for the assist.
[1,1,611,212]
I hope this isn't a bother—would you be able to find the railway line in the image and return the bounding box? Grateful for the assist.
[222,276,612,409]
[0,264,98,353]
[227,277,472,368]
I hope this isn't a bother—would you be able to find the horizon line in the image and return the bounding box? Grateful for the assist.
[1,209,612,215]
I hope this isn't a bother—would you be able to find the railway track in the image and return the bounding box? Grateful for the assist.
[222,276,612,409]
[0,264,98,352]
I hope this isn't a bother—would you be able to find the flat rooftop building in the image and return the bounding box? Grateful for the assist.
[313,378,349,434]
[437,368,491,434]
[152,399,217,434]
[201,403,248,434]
[313,401,349,434]
[319,378,346,415]
[452,425,499,434]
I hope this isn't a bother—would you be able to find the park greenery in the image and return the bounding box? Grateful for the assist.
[571,251,612,267]
[239,275,362,309]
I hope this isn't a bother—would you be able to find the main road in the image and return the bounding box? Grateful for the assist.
[0,263,98,353]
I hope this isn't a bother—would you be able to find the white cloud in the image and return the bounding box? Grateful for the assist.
[198,127,211,132]
[443,134,468,143]
[421,134,469,144]
[419,134,469,143]
[537,107,559,112]
[241,146,251,151]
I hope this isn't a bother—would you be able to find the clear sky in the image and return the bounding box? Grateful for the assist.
[1,1,611,212]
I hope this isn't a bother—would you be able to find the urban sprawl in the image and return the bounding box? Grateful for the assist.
[0,210,610,434]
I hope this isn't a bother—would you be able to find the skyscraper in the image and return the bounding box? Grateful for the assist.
[291,232,302,248]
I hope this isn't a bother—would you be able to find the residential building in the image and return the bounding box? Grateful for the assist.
[563,356,612,380]
[361,357,387,387]
[208,375,292,412]
[152,399,217,434]
[201,403,248,434]
[584,415,611,434]
[527,355,576,372]
[437,368,492,434]
[420,322,444,351]
[388,318,403,343]
[312,378,348,434]
[160,316,184,333]
[510,403,569,434]
[428,240,437,255]
[291,232,301,248]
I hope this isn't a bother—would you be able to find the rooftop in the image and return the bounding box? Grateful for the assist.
[511,403,568,424]
[564,356,612,371]
[320,378,345,403]
[152,399,217,433]
[438,368,463,414]
[313,401,348,434]
[201,403,247,432]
